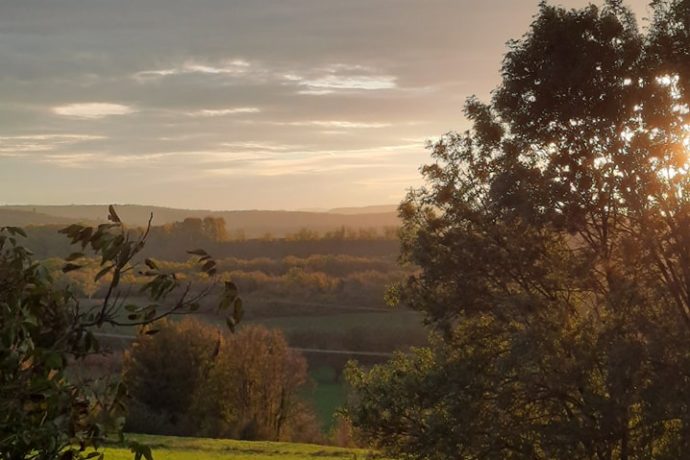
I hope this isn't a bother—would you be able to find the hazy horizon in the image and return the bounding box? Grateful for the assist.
[1,0,648,210]
[0,202,399,213]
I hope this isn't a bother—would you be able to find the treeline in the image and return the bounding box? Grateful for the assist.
[154,216,398,242]
[77,320,340,444]
[21,218,400,261]
[44,254,406,311]
[115,319,413,442]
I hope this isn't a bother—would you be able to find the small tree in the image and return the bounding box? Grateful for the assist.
[196,325,310,441]
[122,319,220,435]
[124,321,312,442]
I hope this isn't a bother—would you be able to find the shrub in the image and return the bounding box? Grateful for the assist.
[123,320,316,442]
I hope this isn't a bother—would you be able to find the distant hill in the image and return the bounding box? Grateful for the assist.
[1,204,400,237]
[0,208,88,227]
[328,204,398,215]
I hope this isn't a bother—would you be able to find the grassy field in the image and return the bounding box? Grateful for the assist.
[308,367,347,429]
[100,434,385,459]
[246,310,423,335]
[99,306,424,338]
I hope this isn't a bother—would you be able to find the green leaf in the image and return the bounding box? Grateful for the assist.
[6,226,27,238]
[233,297,244,323]
[62,263,82,273]
[111,270,121,288]
[95,265,114,281]
[219,296,232,311]
[129,441,154,460]
[224,281,239,298]
[144,258,158,270]
[59,223,83,236]
[45,352,64,370]
[202,260,216,272]
[108,204,122,224]
[66,252,85,262]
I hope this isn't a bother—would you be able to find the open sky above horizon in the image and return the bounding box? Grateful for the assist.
[1,0,649,211]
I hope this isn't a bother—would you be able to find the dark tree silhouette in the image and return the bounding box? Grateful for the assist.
[347,1,690,459]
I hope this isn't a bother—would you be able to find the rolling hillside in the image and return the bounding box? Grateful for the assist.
[0,208,88,226]
[1,204,399,237]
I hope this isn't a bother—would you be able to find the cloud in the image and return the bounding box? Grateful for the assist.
[0,134,106,155]
[275,120,391,129]
[36,152,102,168]
[203,141,422,176]
[296,75,397,94]
[218,141,306,152]
[284,66,398,95]
[134,59,252,81]
[52,103,135,119]
[132,58,400,102]
[187,107,261,117]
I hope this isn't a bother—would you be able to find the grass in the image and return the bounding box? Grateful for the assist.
[247,310,424,335]
[308,367,347,430]
[99,433,385,460]
[99,306,424,338]
[312,381,347,429]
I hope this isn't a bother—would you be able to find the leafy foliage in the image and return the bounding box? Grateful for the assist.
[0,206,240,460]
[347,1,690,459]
[123,321,314,442]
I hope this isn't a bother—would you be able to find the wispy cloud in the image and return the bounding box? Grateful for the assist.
[134,59,252,81]
[284,65,397,95]
[52,103,135,119]
[273,120,391,129]
[134,58,398,96]
[0,134,106,155]
[14,136,424,185]
[204,142,421,176]
[187,107,261,117]
[218,141,307,152]
[36,152,102,168]
[293,75,397,94]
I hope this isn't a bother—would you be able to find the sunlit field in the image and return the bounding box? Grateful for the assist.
[99,434,386,460]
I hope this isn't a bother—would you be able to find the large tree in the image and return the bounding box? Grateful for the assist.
[347,1,690,459]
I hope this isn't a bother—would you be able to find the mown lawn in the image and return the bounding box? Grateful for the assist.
[100,434,385,460]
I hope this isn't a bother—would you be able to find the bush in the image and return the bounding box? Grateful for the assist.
[123,320,317,441]
[122,318,220,435]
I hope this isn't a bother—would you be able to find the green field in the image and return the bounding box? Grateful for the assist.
[100,434,385,459]
[308,367,347,429]
[247,310,424,335]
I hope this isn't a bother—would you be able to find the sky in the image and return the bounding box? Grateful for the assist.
[0,0,650,210]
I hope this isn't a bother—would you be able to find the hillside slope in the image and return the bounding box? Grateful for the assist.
[2,205,399,236]
[0,208,87,226]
